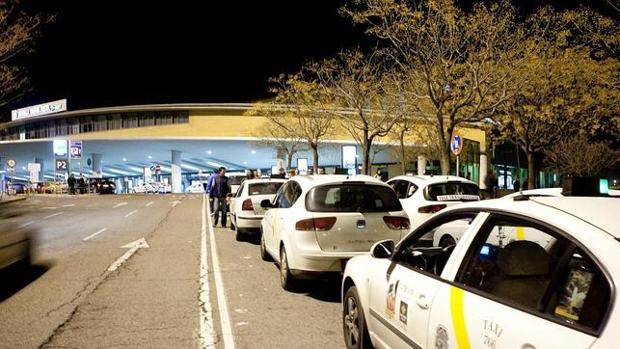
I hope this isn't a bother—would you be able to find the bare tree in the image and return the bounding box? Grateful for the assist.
[545,136,620,177]
[345,0,524,175]
[257,121,306,170]
[0,0,49,108]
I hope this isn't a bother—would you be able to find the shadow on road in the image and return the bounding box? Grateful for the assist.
[236,233,260,246]
[0,262,52,302]
[268,263,342,303]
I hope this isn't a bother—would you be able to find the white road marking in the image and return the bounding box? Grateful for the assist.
[83,228,108,241]
[107,238,149,272]
[170,200,181,207]
[200,194,217,347]
[44,212,64,219]
[235,322,248,327]
[19,221,34,228]
[145,201,154,207]
[62,204,75,207]
[124,210,138,218]
[113,202,128,209]
[207,195,235,349]
[44,206,59,210]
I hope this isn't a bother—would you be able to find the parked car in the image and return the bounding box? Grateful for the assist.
[96,180,116,194]
[229,178,286,241]
[341,195,620,349]
[387,175,480,244]
[185,182,205,194]
[260,175,410,290]
[131,183,157,194]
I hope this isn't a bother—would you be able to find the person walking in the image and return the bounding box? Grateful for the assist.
[79,175,86,194]
[68,174,76,195]
[206,168,220,213]
[211,167,230,228]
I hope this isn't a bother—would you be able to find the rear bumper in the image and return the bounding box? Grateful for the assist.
[235,214,263,229]
[288,251,368,274]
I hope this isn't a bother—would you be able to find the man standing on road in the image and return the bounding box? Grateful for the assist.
[206,168,220,213]
[68,174,76,195]
[211,167,230,228]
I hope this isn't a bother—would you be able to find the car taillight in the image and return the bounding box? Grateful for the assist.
[295,217,337,231]
[383,216,411,230]
[242,199,254,211]
[418,204,447,214]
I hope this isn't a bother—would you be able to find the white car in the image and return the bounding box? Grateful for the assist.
[387,175,480,245]
[154,182,171,193]
[342,196,620,349]
[185,182,206,194]
[260,175,410,290]
[131,183,157,194]
[229,178,286,241]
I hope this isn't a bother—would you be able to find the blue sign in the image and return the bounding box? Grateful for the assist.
[450,134,463,155]
[70,140,83,159]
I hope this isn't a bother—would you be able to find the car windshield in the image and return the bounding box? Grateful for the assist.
[248,182,283,195]
[425,182,480,201]
[228,176,244,186]
[306,183,402,213]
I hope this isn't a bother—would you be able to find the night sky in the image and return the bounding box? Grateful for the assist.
[1,0,616,122]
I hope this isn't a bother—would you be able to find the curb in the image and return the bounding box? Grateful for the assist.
[0,197,27,206]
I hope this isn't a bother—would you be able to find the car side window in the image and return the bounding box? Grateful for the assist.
[235,183,244,198]
[279,182,301,208]
[273,183,287,208]
[389,180,409,199]
[393,213,478,277]
[456,215,611,332]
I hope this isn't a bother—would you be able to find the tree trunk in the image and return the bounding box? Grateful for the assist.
[399,130,406,175]
[440,146,451,175]
[312,144,319,174]
[361,131,372,175]
[286,150,294,171]
[527,151,536,189]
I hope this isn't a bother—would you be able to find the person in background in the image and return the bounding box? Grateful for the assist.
[513,178,521,192]
[79,175,86,194]
[211,167,230,228]
[68,174,76,195]
[374,169,382,180]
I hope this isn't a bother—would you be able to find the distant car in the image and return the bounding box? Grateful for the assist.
[131,183,156,194]
[97,180,116,194]
[229,178,286,241]
[7,183,25,194]
[153,182,171,193]
[341,196,620,349]
[260,175,410,290]
[387,175,480,245]
[185,182,205,194]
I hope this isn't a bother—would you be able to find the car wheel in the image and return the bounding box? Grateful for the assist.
[235,228,245,242]
[439,236,456,248]
[343,286,372,349]
[279,246,296,291]
[260,232,272,262]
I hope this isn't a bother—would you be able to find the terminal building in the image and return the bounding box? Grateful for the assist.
[0,101,488,193]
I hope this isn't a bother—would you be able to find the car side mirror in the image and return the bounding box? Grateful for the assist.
[371,240,394,259]
[260,199,273,209]
[227,193,234,198]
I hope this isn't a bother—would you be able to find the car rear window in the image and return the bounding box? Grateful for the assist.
[306,184,402,212]
[425,182,480,201]
[228,176,244,186]
[248,182,283,195]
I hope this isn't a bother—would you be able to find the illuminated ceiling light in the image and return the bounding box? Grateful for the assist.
[207,150,213,155]
[148,155,153,159]
[207,161,224,168]
[251,150,256,155]
[243,161,248,165]
[122,157,127,162]
[22,166,26,170]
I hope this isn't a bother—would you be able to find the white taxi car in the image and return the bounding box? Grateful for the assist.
[229,178,286,241]
[387,175,480,240]
[342,196,620,349]
[260,175,410,290]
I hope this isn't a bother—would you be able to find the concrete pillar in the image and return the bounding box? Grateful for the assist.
[479,153,488,189]
[34,157,45,182]
[171,150,182,194]
[92,153,103,178]
[417,156,427,176]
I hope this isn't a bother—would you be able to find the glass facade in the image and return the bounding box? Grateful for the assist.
[0,110,189,141]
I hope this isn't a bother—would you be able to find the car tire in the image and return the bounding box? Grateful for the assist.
[279,246,296,291]
[260,232,272,262]
[439,236,456,248]
[343,286,373,349]
[235,228,244,241]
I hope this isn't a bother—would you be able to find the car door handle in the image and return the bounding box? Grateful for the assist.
[416,294,429,310]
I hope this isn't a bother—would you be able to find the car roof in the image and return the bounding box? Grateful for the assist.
[450,197,620,239]
[502,188,563,199]
[241,178,287,185]
[389,175,477,186]
[291,174,383,190]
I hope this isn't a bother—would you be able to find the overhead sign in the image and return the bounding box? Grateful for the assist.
[56,159,68,171]
[70,140,83,159]
[6,159,16,168]
[54,140,68,158]
[11,99,67,121]
[450,133,464,156]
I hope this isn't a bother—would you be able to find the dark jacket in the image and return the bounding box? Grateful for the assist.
[211,175,230,197]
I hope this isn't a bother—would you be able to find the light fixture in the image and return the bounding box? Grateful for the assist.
[243,161,248,165]
[251,150,256,155]
[207,150,212,155]
[148,155,152,159]
[122,157,127,162]
[22,166,26,170]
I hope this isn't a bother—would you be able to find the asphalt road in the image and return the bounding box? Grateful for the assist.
[0,194,345,349]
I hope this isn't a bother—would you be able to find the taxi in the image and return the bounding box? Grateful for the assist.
[342,195,620,349]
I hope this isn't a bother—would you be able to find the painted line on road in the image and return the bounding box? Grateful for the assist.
[44,212,64,219]
[200,194,217,347]
[19,221,34,228]
[44,206,59,210]
[206,194,235,349]
[107,238,149,272]
[171,200,181,207]
[62,204,75,207]
[83,228,108,241]
[113,202,128,209]
[124,210,138,218]
[146,201,154,207]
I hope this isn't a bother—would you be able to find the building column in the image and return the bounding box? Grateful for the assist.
[92,153,103,178]
[479,153,488,189]
[417,156,427,176]
[171,150,182,194]
[34,157,45,182]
